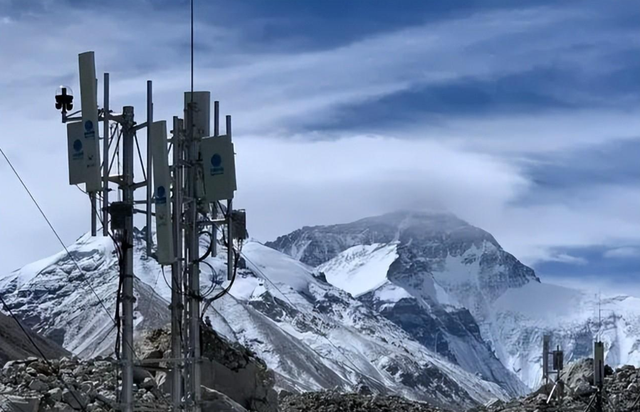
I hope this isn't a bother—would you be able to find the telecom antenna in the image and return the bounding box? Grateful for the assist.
[57,41,243,412]
[542,335,564,406]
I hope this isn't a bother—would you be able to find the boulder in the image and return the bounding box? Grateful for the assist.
[48,387,63,402]
[0,395,40,412]
[201,386,248,412]
[62,388,88,410]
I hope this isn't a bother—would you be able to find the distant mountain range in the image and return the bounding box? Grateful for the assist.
[2,211,639,408]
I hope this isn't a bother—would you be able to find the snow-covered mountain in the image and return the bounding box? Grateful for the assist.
[0,228,510,409]
[267,211,640,390]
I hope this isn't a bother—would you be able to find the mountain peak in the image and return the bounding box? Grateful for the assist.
[267,210,501,267]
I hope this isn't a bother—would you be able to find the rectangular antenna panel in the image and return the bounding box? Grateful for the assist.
[150,121,175,265]
[200,135,237,201]
[552,350,564,371]
[184,92,210,138]
[78,51,101,192]
[67,121,87,185]
[542,335,550,379]
[594,341,605,387]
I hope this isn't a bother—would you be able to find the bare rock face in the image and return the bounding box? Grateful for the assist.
[0,312,70,366]
[136,326,278,412]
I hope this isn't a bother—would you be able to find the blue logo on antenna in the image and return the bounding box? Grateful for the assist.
[156,185,167,204]
[84,120,95,139]
[210,154,224,176]
[72,139,84,160]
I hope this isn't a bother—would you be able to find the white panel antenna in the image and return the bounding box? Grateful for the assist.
[200,135,237,201]
[184,91,210,138]
[66,121,87,185]
[150,121,175,264]
[78,51,101,191]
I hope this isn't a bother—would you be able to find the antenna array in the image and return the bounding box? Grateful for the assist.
[57,51,244,412]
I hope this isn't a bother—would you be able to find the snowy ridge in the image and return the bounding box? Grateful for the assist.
[0,229,511,408]
[268,211,640,392]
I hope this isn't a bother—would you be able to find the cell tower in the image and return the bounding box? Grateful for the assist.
[541,334,565,405]
[583,341,614,412]
[56,51,244,412]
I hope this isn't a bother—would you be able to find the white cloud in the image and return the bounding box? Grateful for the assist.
[603,247,640,259]
[541,274,640,300]
[233,134,529,241]
[1,1,640,275]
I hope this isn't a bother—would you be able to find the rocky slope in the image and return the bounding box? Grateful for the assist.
[0,312,69,366]
[280,391,447,412]
[473,359,640,412]
[0,356,167,412]
[0,325,276,412]
[268,211,640,390]
[0,227,509,409]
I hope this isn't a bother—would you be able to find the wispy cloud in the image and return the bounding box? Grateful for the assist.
[603,247,640,259]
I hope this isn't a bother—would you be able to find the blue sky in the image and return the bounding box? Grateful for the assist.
[1,0,639,295]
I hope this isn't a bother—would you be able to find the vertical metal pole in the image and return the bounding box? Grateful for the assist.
[211,101,220,257]
[103,73,110,237]
[214,102,219,137]
[171,116,183,411]
[227,199,233,281]
[146,81,154,256]
[186,105,201,412]
[225,114,233,281]
[90,193,97,236]
[121,106,135,412]
[543,335,550,387]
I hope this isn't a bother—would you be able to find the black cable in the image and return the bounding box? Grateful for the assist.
[0,295,89,412]
[0,148,115,324]
[108,129,121,176]
[190,0,194,100]
[161,266,187,297]
[200,260,220,297]
[88,323,118,358]
[134,133,147,181]
[1,148,171,407]
[196,230,214,262]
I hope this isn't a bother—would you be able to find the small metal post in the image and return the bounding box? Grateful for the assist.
[102,73,110,237]
[121,106,135,412]
[171,116,183,411]
[146,81,154,256]
[90,192,97,236]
